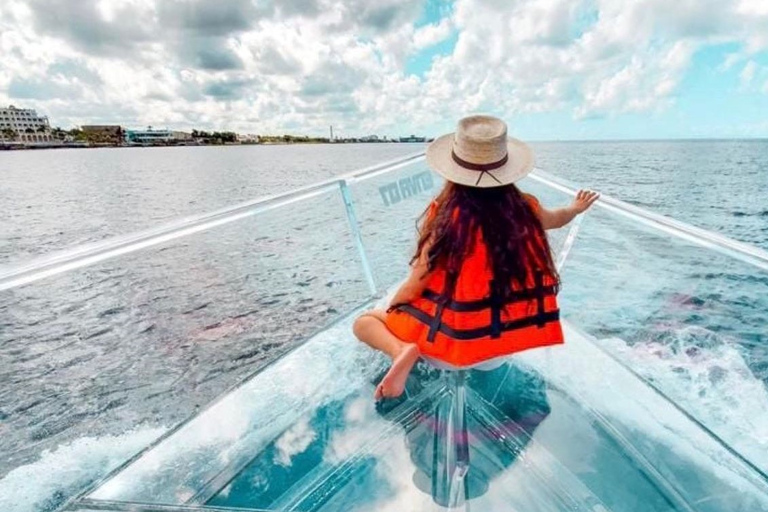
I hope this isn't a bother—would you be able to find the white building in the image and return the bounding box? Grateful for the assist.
[125,127,173,145]
[0,105,53,143]
[237,133,260,143]
[172,131,192,141]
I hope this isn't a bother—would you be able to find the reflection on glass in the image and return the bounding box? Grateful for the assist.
[375,364,550,507]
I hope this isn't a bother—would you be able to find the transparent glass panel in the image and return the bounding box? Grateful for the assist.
[79,168,768,512]
[557,192,767,475]
[517,323,768,512]
[346,161,438,291]
[4,159,768,512]
[86,313,768,512]
[347,162,579,290]
[0,186,370,510]
[517,172,768,475]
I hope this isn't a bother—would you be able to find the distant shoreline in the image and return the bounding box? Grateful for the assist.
[2,138,765,152]
[0,141,429,151]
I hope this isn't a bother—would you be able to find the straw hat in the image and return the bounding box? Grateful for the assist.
[426,115,534,188]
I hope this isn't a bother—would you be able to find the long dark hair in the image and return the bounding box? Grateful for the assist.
[412,182,559,300]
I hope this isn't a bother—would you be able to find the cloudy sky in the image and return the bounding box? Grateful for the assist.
[1,0,767,140]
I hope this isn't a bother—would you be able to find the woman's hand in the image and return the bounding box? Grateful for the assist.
[572,189,600,213]
[538,189,600,229]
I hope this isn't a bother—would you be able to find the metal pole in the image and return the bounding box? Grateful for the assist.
[339,180,377,296]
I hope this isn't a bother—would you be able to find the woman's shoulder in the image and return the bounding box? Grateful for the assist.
[521,193,541,212]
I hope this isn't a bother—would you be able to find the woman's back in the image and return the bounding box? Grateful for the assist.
[424,191,548,300]
[353,114,598,399]
[386,187,564,367]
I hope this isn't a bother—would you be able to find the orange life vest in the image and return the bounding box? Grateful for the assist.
[385,195,564,367]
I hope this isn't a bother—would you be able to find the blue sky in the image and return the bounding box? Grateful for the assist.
[1,0,767,140]
[511,45,768,140]
[403,1,768,140]
[405,0,457,76]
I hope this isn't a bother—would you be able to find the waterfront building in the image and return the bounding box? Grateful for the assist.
[237,133,260,143]
[172,131,192,142]
[398,135,426,142]
[82,125,124,146]
[124,127,173,145]
[0,105,53,144]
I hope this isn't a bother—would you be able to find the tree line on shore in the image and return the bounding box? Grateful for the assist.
[190,130,238,143]
[2,125,419,146]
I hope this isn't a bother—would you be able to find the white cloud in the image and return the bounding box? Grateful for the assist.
[577,41,696,118]
[412,18,453,51]
[0,0,767,135]
[720,52,744,71]
[736,60,768,94]
[274,416,317,467]
[740,61,757,88]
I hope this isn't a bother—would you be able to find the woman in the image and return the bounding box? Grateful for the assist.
[353,115,598,400]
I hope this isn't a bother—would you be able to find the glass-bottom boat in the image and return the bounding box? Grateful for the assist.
[2,154,767,511]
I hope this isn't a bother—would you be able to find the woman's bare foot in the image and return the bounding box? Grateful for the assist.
[375,343,420,400]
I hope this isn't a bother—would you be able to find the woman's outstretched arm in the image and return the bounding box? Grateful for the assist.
[538,189,599,230]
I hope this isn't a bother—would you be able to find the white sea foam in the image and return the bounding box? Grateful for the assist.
[519,322,768,502]
[601,326,768,469]
[0,426,166,512]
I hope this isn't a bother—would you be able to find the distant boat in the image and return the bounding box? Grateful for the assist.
[399,135,426,143]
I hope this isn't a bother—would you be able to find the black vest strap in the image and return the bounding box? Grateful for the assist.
[396,304,560,341]
[426,300,446,343]
[535,271,546,328]
[426,272,457,343]
[489,280,502,339]
[397,270,558,342]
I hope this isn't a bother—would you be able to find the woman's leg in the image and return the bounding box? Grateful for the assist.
[353,310,421,399]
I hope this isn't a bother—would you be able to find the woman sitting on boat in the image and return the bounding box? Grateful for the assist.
[353,115,599,399]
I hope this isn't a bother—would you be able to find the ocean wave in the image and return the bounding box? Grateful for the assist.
[601,325,768,470]
[0,426,166,512]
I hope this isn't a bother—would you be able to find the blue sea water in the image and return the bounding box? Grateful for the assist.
[533,139,768,250]
[0,141,766,511]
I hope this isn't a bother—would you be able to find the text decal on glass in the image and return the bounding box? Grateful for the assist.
[378,171,434,207]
